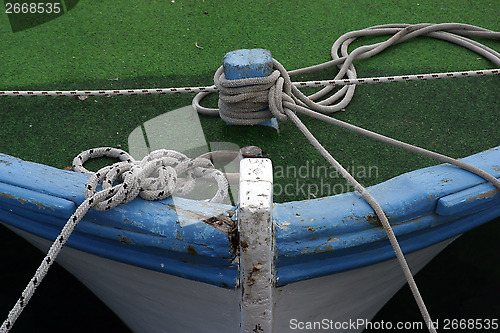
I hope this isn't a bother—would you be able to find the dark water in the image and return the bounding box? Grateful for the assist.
[0,218,499,333]
[367,218,500,332]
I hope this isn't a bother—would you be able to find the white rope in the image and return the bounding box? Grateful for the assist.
[0,148,228,333]
[193,23,500,122]
[286,110,438,330]
[294,68,499,87]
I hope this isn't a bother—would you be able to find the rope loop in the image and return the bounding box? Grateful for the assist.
[73,147,229,208]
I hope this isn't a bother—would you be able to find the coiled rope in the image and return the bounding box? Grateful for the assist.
[1,23,499,333]
[0,148,228,332]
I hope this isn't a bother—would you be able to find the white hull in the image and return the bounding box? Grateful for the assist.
[5,224,455,333]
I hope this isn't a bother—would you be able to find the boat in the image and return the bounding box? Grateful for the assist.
[1,22,499,333]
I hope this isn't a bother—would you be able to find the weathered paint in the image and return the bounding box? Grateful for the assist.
[436,179,500,216]
[238,158,274,333]
[0,182,73,218]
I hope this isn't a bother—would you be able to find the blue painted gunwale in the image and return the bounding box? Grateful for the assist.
[273,146,500,284]
[0,147,499,288]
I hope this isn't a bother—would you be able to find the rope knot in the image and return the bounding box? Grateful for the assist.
[73,147,228,210]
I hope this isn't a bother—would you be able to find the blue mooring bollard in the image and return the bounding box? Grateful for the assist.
[222,49,279,131]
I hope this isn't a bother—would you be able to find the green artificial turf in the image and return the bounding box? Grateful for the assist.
[0,0,499,203]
